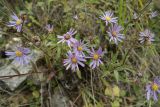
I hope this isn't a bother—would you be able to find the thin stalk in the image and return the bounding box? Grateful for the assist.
[90,69,96,106]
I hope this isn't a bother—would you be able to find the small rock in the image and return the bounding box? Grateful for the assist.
[0,50,43,91]
[52,87,70,107]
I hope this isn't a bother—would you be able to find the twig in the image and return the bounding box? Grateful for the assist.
[48,81,53,107]
[18,103,36,107]
[0,71,45,80]
[40,83,44,107]
[90,69,96,107]
[0,87,14,95]
[125,0,152,27]
[72,93,81,105]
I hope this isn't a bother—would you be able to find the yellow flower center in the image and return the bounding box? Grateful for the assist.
[71,57,77,63]
[112,31,117,37]
[15,50,23,57]
[152,83,159,91]
[106,16,111,21]
[77,46,83,51]
[93,53,99,60]
[16,19,22,25]
[64,34,71,40]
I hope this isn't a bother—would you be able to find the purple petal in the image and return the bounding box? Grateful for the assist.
[146,89,151,100]
[16,25,22,32]
[92,60,97,69]
[5,52,15,56]
[23,55,30,64]
[11,14,18,20]
[97,47,102,55]
[153,91,158,101]
[78,61,85,67]
[24,48,31,54]
[66,63,71,70]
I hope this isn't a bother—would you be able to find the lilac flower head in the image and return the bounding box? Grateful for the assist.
[73,40,89,56]
[7,13,23,32]
[5,47,31,66]
[63,51,86,71]
[45,24,53,33]
[57,28,77,47]
[146,78,160,101]
[139,29,154,45]
[89,47,104,69]
[100,11,118,26]
[149,11,158,19]
[107,24,125,45]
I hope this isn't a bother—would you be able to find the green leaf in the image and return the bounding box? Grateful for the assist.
[96,101,104,107]
[36,2,44,7]
[114,70,119,83]
[76,70,82,79]
[104,86,112,96]
[29,16,41,26]
[120,90,126,97]
[111,100,120,107]
[113,85,120,97]
[32,90,40,98]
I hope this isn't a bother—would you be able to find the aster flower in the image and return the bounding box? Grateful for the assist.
[107,24,125,45]
[7,13,23,32]
[5,47,31,66]
[100,11,118,25]
[89,47,104,69]
[73,40,89,56]
[149,11,158,19]
[139,29,154,44]
[146,78,160,101]
[63,51,86,71]
[57,28,77,47]
[45,24,53,33]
